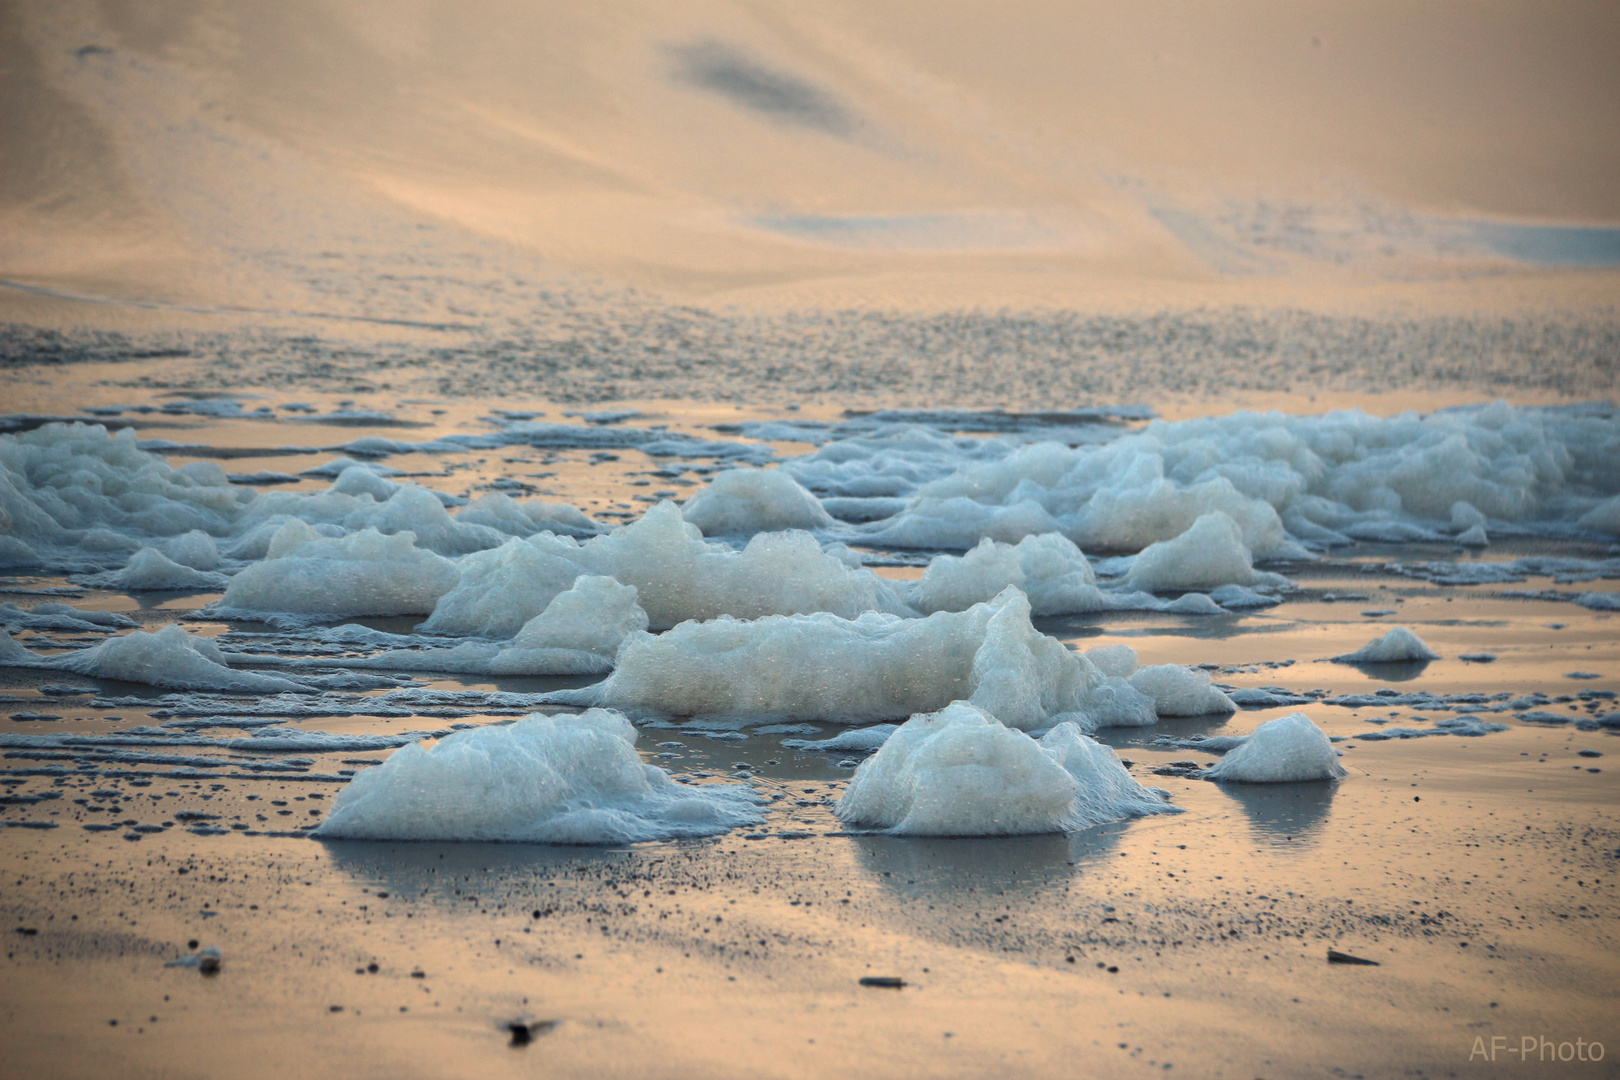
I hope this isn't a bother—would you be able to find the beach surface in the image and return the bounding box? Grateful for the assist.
[2,2,1618,1077]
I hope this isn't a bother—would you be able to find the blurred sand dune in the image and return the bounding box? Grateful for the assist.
[2,0,1617,314]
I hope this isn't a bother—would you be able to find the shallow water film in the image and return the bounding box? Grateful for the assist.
[3,2,1618,1078]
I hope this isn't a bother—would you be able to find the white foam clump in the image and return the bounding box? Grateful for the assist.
[908,533,1110,615]
[329,576,647,676]
[1121,512,1290,593]
[782,725,899,752]
[212,523,458,620]
[1450,501,1487,531]
[862,495,1068,551]
[454,492,601,538]
[1128,664,1236,716]
[901,532,1236,617]
[0,535,40,566]
[1082,644,1139,678]
[1334,627,1441,663]
[861,438,1295,556]
[1578,494,1620,535]
[1204,713,1346,782]
[300,456,405,479]
[1209,584,1282,609]
[81,547,229,591]
[312,710,762,844]
[238,476,502,556]
[1082,677,1160,728]
[426,502,911,635]
[680,467,834,535]
[834,701,1177,836]
[575,587,1103,729]
[418,535,583,637]
[781,426,1016,501]
[162,530,222,569]
[0,602,138,632]
[1450,500,1490,546]
[0,624,302,692]
[847,402,1620,557]
[0,423,247,551]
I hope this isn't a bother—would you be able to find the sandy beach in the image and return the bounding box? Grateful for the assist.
[2,2,1618,1077]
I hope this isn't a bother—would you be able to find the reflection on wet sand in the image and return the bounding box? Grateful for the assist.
[849,825,1126,902]
[1337,659,1434,683]
[321,839,628,907]
[1216,780,1338,847]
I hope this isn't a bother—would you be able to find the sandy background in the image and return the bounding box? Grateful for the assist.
[3,0,1618,319]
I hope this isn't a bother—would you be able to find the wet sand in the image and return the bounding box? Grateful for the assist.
[0,393,1615,1079]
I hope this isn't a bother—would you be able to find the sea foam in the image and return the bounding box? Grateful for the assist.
[834,701,1177,835]
[312,710,762,843]
[1204,713,1346,782]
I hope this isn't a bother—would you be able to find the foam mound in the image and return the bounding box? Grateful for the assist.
[1204,713,1346,782]
[1578,495,1620,535]
[418,536,583,637]
[162,530,223,569]
[908,533,1109,615]
[329,576,647,676]
[454,492,602,538]
[425,502,911,635]
[0,602,138,632]
[834,701,1176,836]
[861,495,1068,551]
[1082,677,1161,728]
[1082,644,1139,678]
[1128,664,1237,716]
[680,467,835,535]
[1334,627,1441,663]
[845,402,1620,557]
[212,524,459,621]
[1121,512,1290,593]
[570,587,1104,729]
[781,725,899,752]
[0,624,302,692]
[312,710,763,844]
[781,426,1016,503]
[80,547,230,591]
[0,535,41,566]
[0,423,245,543]
[238,474,503,556]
